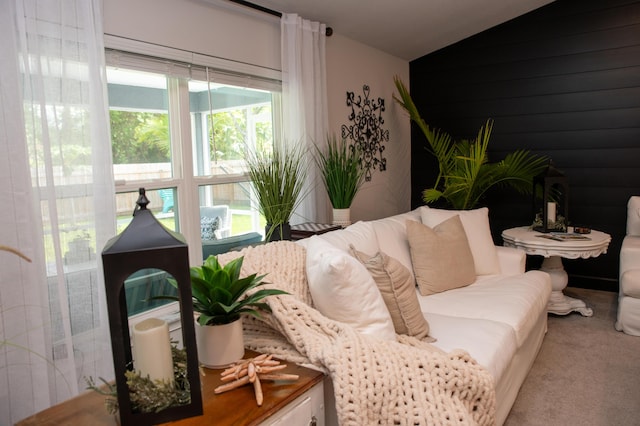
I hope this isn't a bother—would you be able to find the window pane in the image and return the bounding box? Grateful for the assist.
[189,81,273,177]
[107,68,172,182]
[198,183,265,259]
[116,188,178,234]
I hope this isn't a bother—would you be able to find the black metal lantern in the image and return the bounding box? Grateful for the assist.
[102,188,202,425]
[532,161,569,233]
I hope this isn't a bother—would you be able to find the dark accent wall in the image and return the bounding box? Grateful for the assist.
[409,0,640,291]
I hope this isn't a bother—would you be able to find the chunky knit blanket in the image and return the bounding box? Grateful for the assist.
[217,241,496,425]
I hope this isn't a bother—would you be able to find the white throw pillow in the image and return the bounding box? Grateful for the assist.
[420,206,501,275]
[318,220,379,255]
[370,208,422,281]
[305,236,396,341]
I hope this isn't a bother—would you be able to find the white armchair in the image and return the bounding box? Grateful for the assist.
[616,196,640,335]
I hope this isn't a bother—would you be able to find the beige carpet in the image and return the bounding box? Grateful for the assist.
[504,287,640,426]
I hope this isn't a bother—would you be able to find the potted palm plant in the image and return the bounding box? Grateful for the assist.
[164,255,287,368]
[393,76,547,209]
[246,143,308,241]
[314,135,365,226]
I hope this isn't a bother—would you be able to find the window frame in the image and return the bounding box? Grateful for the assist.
[104,42,282,318]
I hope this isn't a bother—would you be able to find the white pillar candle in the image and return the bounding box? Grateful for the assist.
[132,318,174,386]
[547,202,557,225]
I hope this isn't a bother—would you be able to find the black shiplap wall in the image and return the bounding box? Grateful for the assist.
[409,0,640,291]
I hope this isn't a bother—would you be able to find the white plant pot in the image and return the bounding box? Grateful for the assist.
[332,208,351,227]
[195,318,245,368]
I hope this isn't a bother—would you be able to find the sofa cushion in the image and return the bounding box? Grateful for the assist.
[420,206,501,275]
[426,312,517,385]
[305,236,396,341]
[350,245,434,341]
[417,271,551,347]
[407,216,476,296]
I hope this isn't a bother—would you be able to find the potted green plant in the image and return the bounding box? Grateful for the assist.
[314,135,365,226]
[393,76,547,210]
[164,255,287,368]
[246,143,308,241]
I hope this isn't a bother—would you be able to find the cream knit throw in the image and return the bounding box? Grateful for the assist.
[217,241,496,425]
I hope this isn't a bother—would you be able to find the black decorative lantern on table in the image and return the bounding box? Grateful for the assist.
[532,161,569,233]
[101,188,202,425]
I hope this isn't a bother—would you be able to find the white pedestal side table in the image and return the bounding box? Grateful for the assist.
[502,226,611,316]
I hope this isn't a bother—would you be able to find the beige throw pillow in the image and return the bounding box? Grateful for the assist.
[420,206,501,275]
[350,245,435,341]
[407,216,476,296]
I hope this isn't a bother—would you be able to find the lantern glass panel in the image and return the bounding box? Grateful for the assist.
[124,268,178,317]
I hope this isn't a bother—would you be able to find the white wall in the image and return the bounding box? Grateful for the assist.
[103,0,411,222]
[103,0,281,70]
[326,35,410,222]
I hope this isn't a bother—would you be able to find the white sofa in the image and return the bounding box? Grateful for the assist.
[296,206,552,425]
[220,206,551,424]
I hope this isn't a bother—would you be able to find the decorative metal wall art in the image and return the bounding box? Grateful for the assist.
[341,85,388,181]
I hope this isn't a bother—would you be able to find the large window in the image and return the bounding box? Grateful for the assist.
[105,51,281,316]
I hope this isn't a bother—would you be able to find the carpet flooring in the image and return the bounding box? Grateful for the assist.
[504,287,640,426]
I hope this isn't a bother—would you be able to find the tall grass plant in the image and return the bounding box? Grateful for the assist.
[314,135,364,209]
[246,143,308,238]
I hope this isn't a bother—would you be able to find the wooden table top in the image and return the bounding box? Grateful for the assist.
[502,226,611,259]
[17,351,324,426]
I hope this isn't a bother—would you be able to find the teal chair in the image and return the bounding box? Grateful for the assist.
[158,189,174,213]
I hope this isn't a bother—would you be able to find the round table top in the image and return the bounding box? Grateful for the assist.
[501,226,611,259]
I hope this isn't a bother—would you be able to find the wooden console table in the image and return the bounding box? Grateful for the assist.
[17,351,325,426]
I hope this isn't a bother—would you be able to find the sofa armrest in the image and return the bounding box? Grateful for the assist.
[620,235,640,277]
[202,232,263,259]
[496,245,526,275]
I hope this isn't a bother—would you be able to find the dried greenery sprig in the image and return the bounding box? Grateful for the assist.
[86,344,191,415]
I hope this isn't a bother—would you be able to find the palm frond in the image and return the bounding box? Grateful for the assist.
[393,75,547,209]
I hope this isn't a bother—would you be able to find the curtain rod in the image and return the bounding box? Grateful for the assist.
[228,0,333,36]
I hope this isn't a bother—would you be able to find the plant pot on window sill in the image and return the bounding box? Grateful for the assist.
[332,208,351,227]
[265,223,291,242]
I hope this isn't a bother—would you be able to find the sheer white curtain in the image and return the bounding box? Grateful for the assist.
[281,13,329,224]
[0,1,115,423]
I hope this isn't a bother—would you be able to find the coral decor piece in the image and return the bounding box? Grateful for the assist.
[342,84,388,181]
[213,354,299,406]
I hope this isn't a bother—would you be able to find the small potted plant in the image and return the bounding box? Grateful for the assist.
[164,255,287,368]
[314,135,365,226]
[246,143,308,241]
